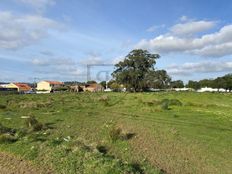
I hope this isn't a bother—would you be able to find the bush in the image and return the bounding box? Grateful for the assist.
[25,116,44,131]
[0,134,17,143]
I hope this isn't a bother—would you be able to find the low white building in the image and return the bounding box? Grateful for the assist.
[36,81,64,93]
[173,87,192,91]
[104,88,112,92]
[218,88,227,92]
[197,87,218,92]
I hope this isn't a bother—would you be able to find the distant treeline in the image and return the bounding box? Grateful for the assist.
[186,74,232,91]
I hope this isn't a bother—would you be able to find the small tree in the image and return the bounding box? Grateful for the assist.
[100,81,107,89]
[108,80,121,92]
[87,80,97,84]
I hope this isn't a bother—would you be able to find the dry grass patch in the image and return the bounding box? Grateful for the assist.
[118,122,218,174]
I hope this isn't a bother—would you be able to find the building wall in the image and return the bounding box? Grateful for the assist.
[6,83,19,91]
[36,81,51,92]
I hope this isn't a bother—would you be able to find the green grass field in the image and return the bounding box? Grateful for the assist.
[0,92,231,174]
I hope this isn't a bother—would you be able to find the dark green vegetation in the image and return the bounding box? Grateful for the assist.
[186,74,232,90]
[112,49,171,92]
[0,92,232,173]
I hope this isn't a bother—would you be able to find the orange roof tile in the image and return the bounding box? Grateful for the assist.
[14,83,32,91]
[45,81,64,85]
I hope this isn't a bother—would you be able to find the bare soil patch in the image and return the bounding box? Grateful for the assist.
[0,152,53,174]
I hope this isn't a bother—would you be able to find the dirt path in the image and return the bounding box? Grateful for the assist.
[0,152,53,174]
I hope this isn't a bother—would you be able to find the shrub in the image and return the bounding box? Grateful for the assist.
[0,134,17,143]
[25,116,44,131]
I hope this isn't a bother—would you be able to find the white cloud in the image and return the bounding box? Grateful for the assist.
[166,61,232,76]
[0,11,62,49]
[31,58,75,66]
[112,56,124,64]
[170,20,216,36]
[180,16,188,22]
[146,24,165,32]
[31,57,86,80]
[17,0,55,12]
[136,18,232,57]
[79,55,104,65]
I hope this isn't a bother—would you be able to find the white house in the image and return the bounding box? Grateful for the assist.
[173,87,192,91]
[197,87,218,92]
[36,81,64,93]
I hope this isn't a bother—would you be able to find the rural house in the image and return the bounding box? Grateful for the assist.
[36,81,64,93]
[0,83,31,93]
[14,83,32,92]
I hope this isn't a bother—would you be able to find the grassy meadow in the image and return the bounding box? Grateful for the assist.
[0,92,231,174]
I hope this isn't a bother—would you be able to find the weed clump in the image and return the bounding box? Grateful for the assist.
[0,104,6,110]
[109,127,122,142]
[25,116,44,131]
[169,99,182,106]
[99,95,109,106]
[0,122,15,135]
[161,99,170,110]
[49,137,63,146]
[128,162,144,174]
[0,134,17,143]
[96,145,108,154]
[109,125,136,142]
[160,99,183,110]
[0,123,18,143]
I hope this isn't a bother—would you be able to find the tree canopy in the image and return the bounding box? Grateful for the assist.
[170,80,184,88]
[186,74,232,91]
[112,49,172,91]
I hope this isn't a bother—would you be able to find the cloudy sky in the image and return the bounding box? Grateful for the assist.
[1,0,232,83]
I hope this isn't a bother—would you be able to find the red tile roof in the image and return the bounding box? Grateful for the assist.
[14,83,32,91]
[45,81,64,85]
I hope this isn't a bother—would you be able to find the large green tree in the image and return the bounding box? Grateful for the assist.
[170,80,184,88]
[112,49,160,91]
[222,74,232,91]
[146,70,171,89]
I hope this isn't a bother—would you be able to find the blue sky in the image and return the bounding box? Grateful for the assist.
[0,0,232,83]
